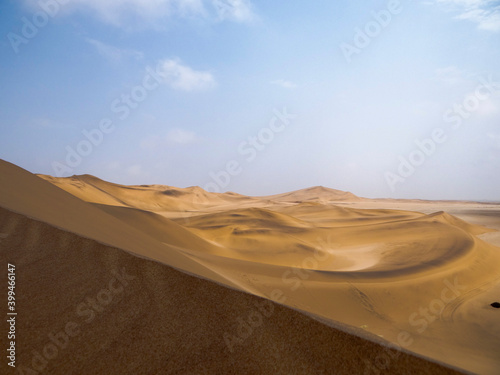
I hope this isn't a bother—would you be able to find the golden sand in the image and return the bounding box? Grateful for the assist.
[2,159,500,374]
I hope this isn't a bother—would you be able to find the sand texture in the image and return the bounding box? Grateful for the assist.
[1,159,500,374]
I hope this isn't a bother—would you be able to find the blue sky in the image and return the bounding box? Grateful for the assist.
[1,0,500,200]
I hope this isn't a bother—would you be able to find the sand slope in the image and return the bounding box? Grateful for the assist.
[0,162,243,290]
[2,160,500,374]
[0,207,462,375]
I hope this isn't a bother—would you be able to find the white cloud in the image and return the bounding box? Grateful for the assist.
[477,97,500,116]
[435,65,467,85]
[86,38,143,62]
[22,0,255,27]
[166,128,197,144]
[158,59,216,91]
[140,129,197,149]
[271,79,298,89]
[211,0,255,22]
[433,0,500,31]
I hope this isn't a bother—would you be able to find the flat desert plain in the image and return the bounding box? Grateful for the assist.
[1,159,500,374]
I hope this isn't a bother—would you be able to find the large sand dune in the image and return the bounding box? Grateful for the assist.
[0,206,462,375]
[2,159,500,374]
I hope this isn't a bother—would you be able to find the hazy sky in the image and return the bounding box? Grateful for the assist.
[1,0,499,200]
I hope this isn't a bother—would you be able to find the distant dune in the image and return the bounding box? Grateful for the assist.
[2,159,500,374]
[260,185,363,203]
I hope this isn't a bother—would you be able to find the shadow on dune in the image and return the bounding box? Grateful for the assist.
[0,207,462,375]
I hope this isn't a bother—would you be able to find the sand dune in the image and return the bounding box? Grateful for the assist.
[0,206,461,375]
[261,185,363,203]
[0,162,242,290]
[37,173,261,213]
[2,160,500,374]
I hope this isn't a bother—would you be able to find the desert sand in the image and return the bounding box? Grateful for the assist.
[1,159,500,374]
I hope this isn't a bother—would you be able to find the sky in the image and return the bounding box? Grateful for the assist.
[1,0,500,200]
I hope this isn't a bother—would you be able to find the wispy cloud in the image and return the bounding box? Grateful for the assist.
[477,97,500,116]
[211,0,255,22]
[140,129,198,149]
[158,59,216,91]
[271,79,298,89]
[22,0,256,27]
[435,66,467,85]
[166,128,197,144]
[86,38,143,62]
[433,0,500,31]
